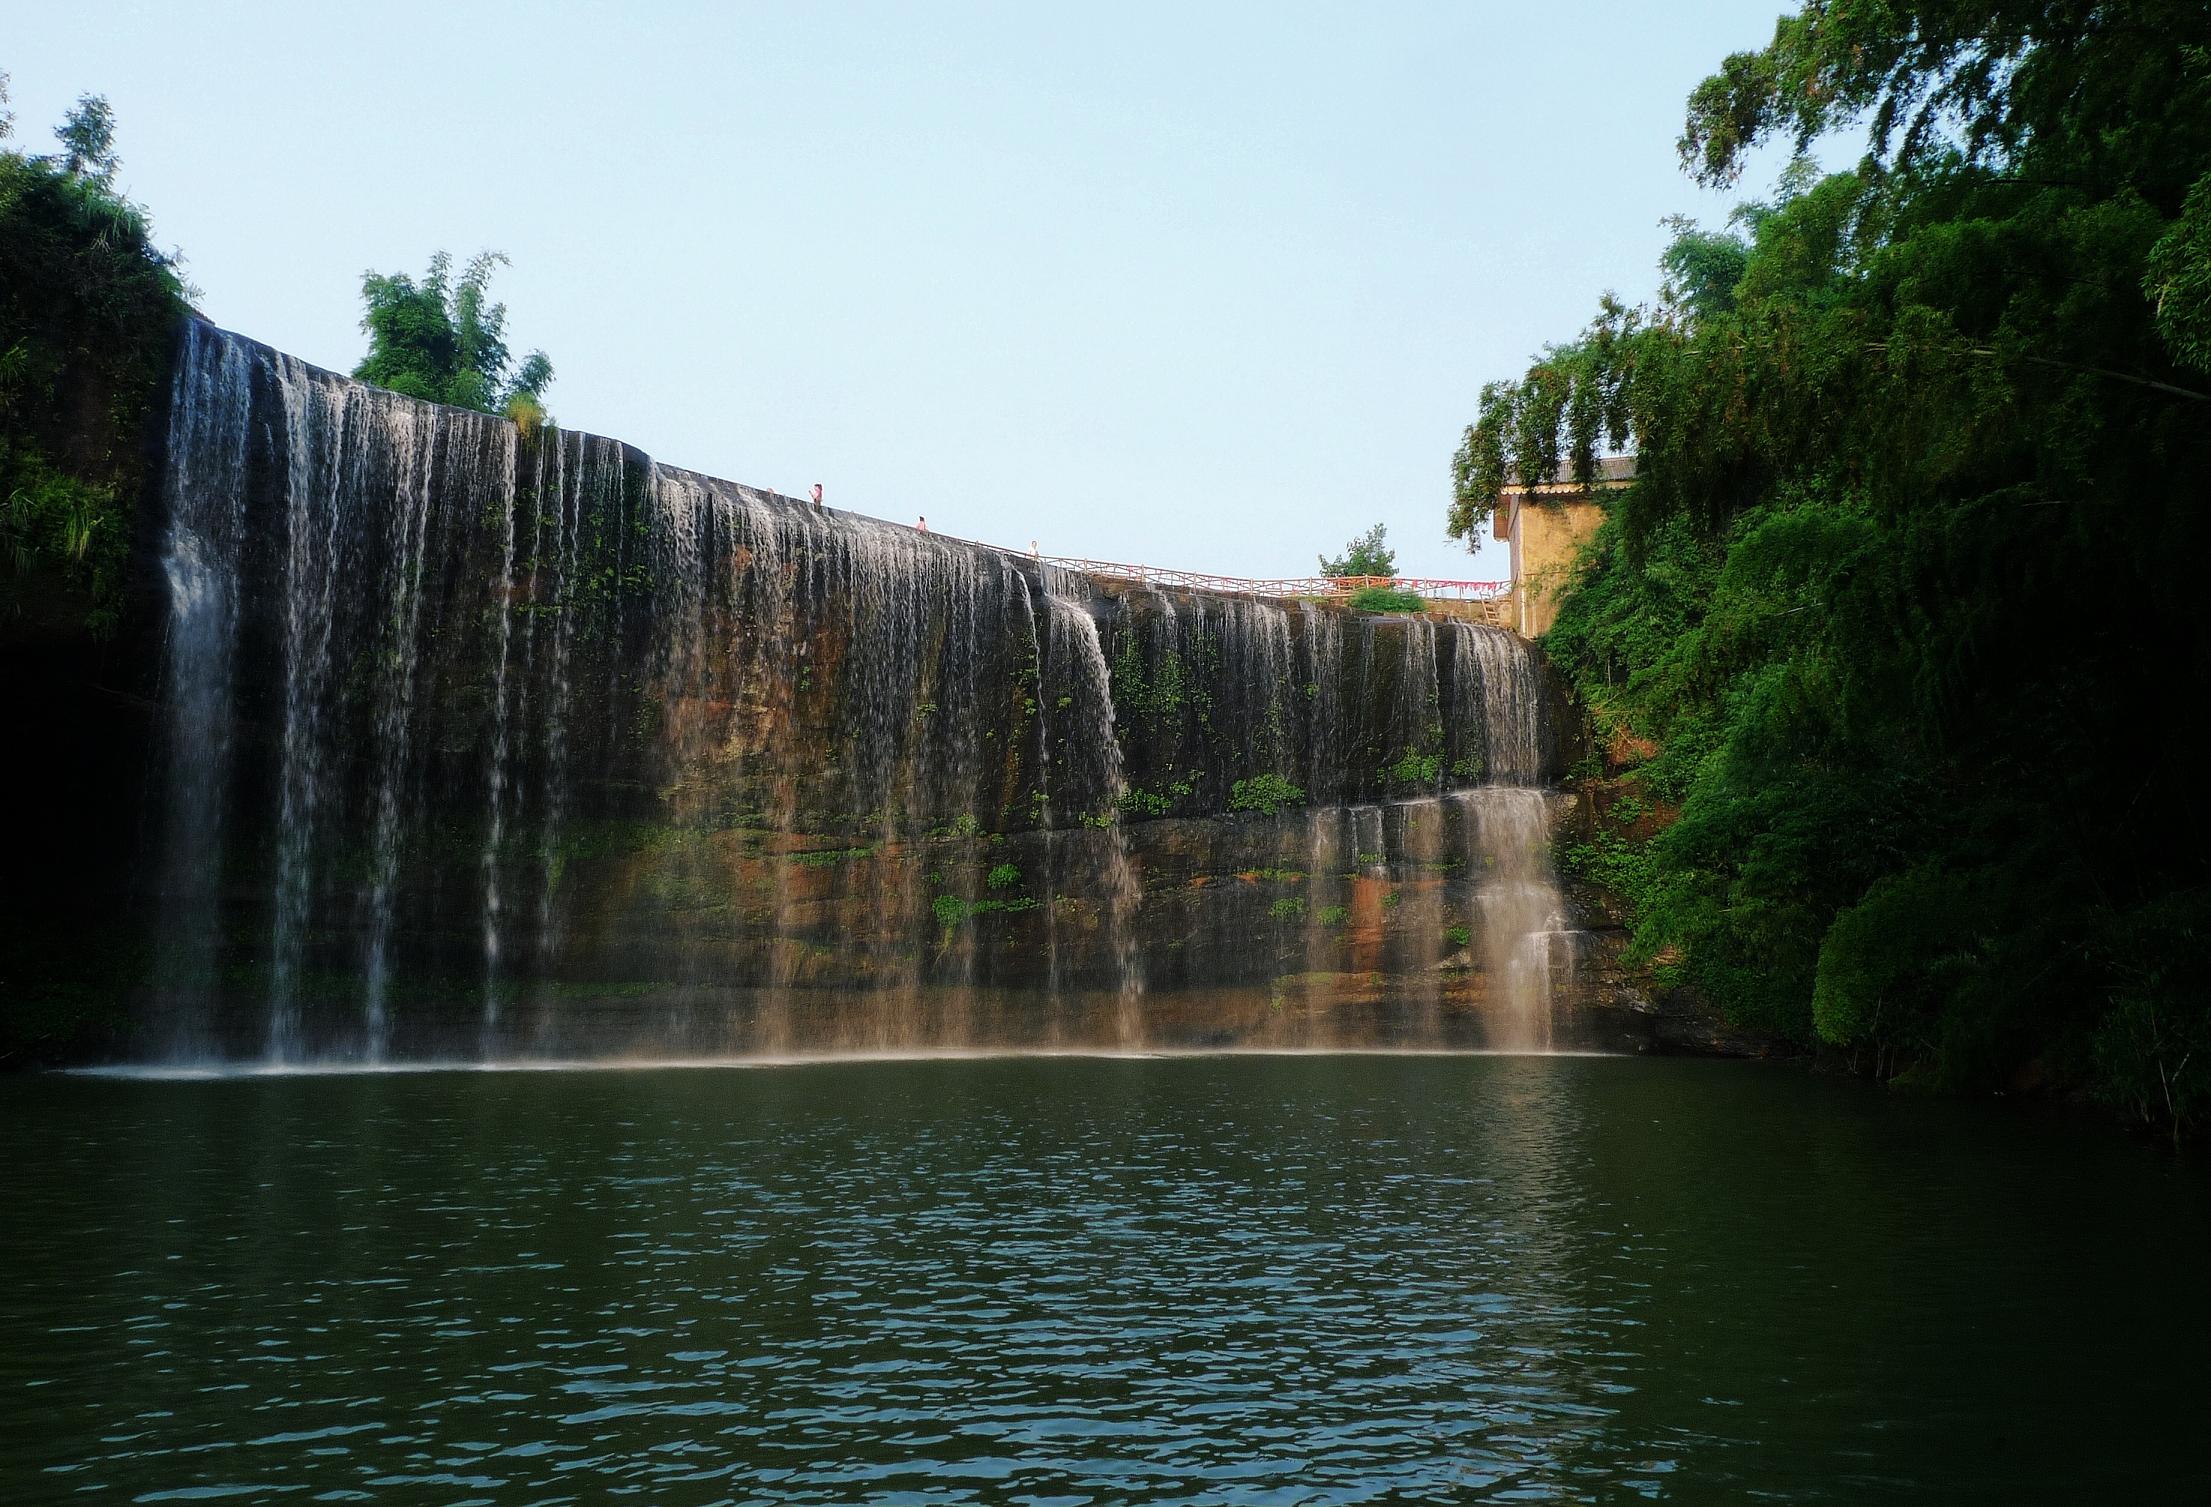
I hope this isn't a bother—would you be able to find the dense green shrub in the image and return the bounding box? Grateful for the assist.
[1812,865,1997,1067]
[1345,585,1424,614]
[932,892,1039,929]
[1381,749,1441,787]
[0,88,188,636]
[1228,773,1306,816]
[2088,890,2211,1141]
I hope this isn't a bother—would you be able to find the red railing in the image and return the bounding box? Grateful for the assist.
[1009,553,1511,602]
[1309,573,1514,603]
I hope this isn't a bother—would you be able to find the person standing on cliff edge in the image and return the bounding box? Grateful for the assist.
[810,483,824,510]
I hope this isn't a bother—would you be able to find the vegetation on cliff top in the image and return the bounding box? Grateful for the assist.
[1320,523,1426,612]
[0,79,188,637]
[1345,585,1426,614]
[354,250,553,424]
[1456,1,2211,1134]
[1319,522,1396,579]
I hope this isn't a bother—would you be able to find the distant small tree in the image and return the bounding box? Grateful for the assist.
[354,250,553,418]
[1319,522,1395,578]
[1,71,15,141]
[53,94,117,184]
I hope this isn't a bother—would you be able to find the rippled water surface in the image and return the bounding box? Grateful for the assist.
[4,1055,2207,1503]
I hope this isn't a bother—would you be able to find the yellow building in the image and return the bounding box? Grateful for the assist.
[1494,455,1634,637]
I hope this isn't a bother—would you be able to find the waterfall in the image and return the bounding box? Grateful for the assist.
[1040,570,1145,1043]
[1455,787,1568,1051]
[141,321,1593,1063]
[478,430,518,1034]
[529,432,596,1032]
[153,322,251,1054]
[1393,615,1442,791]
[1351,805,1387,876]
[1445,621,1578,1049]
[161,333,522,1060]
[1301,806,1347,1043]
[1454,619,1544,785]
[1297,602,1343,804]
[264,356,345,1061]
[1396,795,1447,1038]
[360,404,473,1059]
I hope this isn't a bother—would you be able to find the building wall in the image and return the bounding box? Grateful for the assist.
[1508,496,1606,638]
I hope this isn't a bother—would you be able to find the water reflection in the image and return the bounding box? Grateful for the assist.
[2,1057,2205,1503]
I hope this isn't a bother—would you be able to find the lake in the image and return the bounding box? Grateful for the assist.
[3,1054,2204,1503]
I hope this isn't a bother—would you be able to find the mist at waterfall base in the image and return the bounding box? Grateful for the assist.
[142,321,1596,1068]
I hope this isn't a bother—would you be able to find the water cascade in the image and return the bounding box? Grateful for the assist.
[151,324,252,1056]
[142,322,1594,1062]
[1040,568,1147,1044]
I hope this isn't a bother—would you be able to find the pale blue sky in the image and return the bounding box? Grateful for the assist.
[7,2,1810,581]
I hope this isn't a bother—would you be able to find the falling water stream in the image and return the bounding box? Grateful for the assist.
[151,323,252,1056]
[1041,570,1147,1045]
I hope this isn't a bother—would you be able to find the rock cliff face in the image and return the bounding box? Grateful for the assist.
[99,321,1674,1062]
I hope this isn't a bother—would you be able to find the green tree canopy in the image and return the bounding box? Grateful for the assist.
[1655,212,1752,321]
[52,94,116,185]
[354,250,553,419]
[1319,522,1396,578]
[1455,0,2211,1132]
